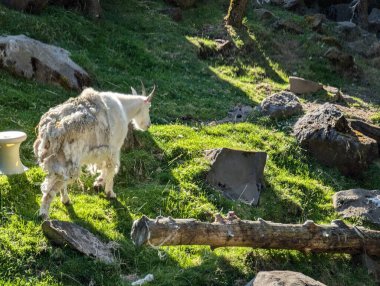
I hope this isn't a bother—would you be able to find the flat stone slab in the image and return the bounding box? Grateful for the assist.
[0,35,90,90]
[205,148,267,206]
[333,189,380,226]
[42,220,116,264]
[249,271,326,286]
[289,76,323,94]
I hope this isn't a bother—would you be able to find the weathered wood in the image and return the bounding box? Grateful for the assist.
[225,0,248,27]
[131,216,380,257]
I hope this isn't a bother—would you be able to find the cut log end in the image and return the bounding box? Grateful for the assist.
[131,215,151,247]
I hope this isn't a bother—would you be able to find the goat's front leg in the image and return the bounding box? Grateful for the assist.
[39,175,64,220]
[60,182,71,205]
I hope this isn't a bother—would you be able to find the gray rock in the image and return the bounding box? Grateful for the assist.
[369,8,380,32]
[327,4,352,22]
[42,220,117,264]
[350,119,380,152]
[347,33,380,58]
[1,0,48,13]
[333,189,380,225]
[260,91,303,119]
[254,8,275,21]
[335,21,362,42]
[251,271,326,286]
[273,19,303,34]
[293,103,379,176]
[212,104,253,124]
[0,35,90,90]
[324,47,355,73]
[289,76,323,94]
[205,148,267,206]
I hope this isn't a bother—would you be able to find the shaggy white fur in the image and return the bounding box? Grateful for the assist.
[34,85,155,219]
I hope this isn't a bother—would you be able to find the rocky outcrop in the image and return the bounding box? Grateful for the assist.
[293,104,379,176]
[0,35,90,90]
[333,189,380,226]
[260,91,303,119]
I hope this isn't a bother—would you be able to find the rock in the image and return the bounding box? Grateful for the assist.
[42,220,117,264]
[324,47,355,72]
[250,271,326,286]
[372,57,380,69]
[335,21,362,42]
[289,76,323,94]
[320,36,342,49]
[0,35,90,90]
[369,8,380,32]
[283,0,301,9]
[0,0,48,13]
[305,14,326,32]
[273,19,303,34]
[327,4,352,22]
[254,8,275,21]
[159,7,182,22]
[260,91,303,119]
[205,148,267,206]
[293,103,379,176]
[164,0,196,9]
[349,119,380,152]
[333,189,380,225]
[347,34,380,58]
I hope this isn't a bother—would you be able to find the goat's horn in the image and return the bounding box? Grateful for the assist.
[146,85,156,102]
[140,80,147,97]
[131,86,138,95]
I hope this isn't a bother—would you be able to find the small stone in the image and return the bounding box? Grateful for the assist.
[260,91,303,119]
[305,14,325,32]
[333,189,380,226]
[273,19,303,34]
[254,8,275,21]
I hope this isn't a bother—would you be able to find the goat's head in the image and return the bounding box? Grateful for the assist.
[131,82,155,131]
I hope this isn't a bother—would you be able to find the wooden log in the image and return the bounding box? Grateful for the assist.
[131,216,380,257]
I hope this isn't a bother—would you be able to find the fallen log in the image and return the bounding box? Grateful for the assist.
[131,215,380,256]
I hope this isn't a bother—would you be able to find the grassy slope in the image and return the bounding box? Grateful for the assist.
[1,0,380,285]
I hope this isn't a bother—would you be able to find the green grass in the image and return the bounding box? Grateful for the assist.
[1,0,380,285]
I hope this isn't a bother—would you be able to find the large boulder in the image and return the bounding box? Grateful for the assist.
[293,103,379,176]
[333,189,380,226]
[0,35,90,90]
[1,0,48,13]
[260,91,303,119]
[249,271,326,286]
[205,148,267,206]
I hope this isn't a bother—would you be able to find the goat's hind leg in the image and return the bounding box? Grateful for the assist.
[93,169,105,192]
[39,175,65,220]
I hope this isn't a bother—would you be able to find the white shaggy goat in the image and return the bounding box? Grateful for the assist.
[34,84,155,219]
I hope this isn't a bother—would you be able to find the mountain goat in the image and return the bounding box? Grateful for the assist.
[34,84,155,219]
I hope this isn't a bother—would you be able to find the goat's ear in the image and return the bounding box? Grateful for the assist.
[131,86,138,95]
[145,85,156,103]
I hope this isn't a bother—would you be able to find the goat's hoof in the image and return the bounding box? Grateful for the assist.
[93,183,104,193]
[61,198,72,205]
[106,192,117,199]
[38,212,49,221]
